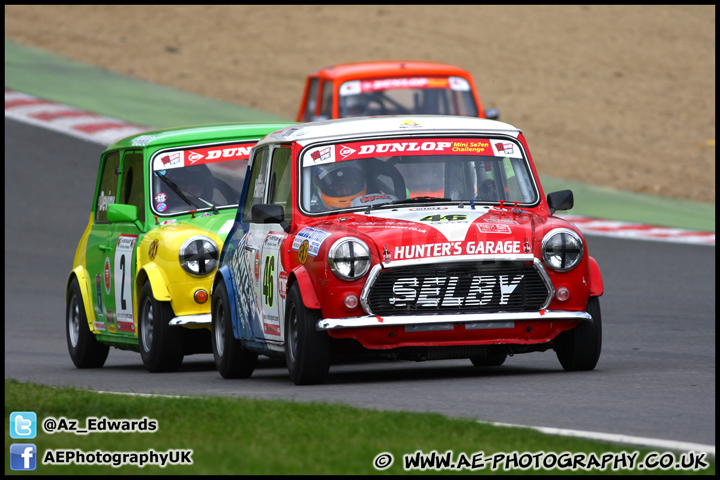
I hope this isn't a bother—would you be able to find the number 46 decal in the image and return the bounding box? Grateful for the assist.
[262,254,275,308]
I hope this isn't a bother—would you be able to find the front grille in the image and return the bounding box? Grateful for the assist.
[366,261,549,316]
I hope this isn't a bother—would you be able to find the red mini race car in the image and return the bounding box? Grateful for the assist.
[297,60,499,122]
[211,116,603,385]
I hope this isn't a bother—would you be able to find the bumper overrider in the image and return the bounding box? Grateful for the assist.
[317,254,592,330]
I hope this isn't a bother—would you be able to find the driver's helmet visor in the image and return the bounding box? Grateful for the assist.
[316,164,365,197]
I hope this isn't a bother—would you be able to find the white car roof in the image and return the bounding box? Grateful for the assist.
[257,115,521,147]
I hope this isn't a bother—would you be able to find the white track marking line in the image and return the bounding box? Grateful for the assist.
[487,421,715,456]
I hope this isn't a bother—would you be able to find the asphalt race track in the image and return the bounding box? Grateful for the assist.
[4,118,715,448]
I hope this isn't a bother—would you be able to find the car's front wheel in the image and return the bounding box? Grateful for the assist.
[555,296,602,371]
[285,283,330,385]
[138,281,184,372]
[66,277,109,368]
[211,279,257,378]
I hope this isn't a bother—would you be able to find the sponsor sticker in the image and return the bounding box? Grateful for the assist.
[399,120,422,128]
[291,227,332,257]
[448,76,471,91]
[358,77,448,93]
[152,141,256,171]
[279,271,288,299]
[155,151,183,170]
[493,142,515,155]
[103,258,112,294]
[304,145,336,166]
[302,137,520,165]
[392,240,523,260]
[477,223,512,234]
[388,273,524,308]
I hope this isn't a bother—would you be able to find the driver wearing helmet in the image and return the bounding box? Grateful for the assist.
[341,94,369,117]
[314,161,366,209]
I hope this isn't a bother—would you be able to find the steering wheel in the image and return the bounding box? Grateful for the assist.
[365,158,406,198]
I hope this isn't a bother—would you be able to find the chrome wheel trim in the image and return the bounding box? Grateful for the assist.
[68,294,80,348]
[287,303,298,364]
[214,298,225,357]
[140,297,154,353]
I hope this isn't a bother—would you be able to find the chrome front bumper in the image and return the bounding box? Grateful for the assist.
[169,314,211,326]
[317,310,591,330]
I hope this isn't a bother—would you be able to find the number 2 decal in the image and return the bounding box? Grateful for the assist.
[114,235,138,332]
[263,254,275,308]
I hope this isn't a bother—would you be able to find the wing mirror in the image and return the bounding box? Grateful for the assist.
[107,204,144,231]
[484,108,500,120]
[547,190,574,215]
[251,204,290,233]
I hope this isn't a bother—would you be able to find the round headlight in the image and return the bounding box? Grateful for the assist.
[328,237,371,280]
[179,235,219,276]
[542,228,584,272]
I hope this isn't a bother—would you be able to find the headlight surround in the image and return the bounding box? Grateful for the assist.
[179,235,219,276]
[542,228,584,272]
[328,237,371,280]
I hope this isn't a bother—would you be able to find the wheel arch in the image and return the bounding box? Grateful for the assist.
[213,265,242,340]
[587,255,604,296]
[287,265,321,311]
[67,266,97,333]
[135,262,172,335]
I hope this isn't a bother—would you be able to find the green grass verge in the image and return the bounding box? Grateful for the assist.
[5,379,713,475]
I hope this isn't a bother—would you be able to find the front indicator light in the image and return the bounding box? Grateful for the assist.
[555,287,570,302]
[194,289,209,304]
[344,294,359,309]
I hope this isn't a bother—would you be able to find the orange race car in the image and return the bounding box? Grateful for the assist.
[297,60,499,122]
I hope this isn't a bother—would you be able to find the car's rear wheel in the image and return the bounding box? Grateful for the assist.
[285,283,330,385]
[211,280,257,378]
[555,296,602,371]
[66,277,109,368]
[138,281,184,372]
[470,349,507,367]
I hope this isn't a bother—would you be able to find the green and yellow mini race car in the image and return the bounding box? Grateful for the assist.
[65,122,293,372]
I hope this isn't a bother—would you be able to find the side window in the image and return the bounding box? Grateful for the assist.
[242,146,270,223]
[318,80,334,119]
[119,151,145,222]
[95,151,120,223]
[302,78,320,122]
[267,147,293,222]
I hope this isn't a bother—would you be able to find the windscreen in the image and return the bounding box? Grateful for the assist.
[301,136,538,214]
[150,141,254,215]
[339,76,478,117]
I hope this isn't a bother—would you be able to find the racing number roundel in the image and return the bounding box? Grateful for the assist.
[298,240,309,264]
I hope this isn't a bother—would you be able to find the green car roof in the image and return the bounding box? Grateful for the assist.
[106,122,296,151]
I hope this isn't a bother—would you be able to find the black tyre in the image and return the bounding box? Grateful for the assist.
[138,281,184,372]
[470,349,507,367]
[211,280,257,378]
[555,296,602,371]
[285,283,330,385]
[66,277,110,368]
